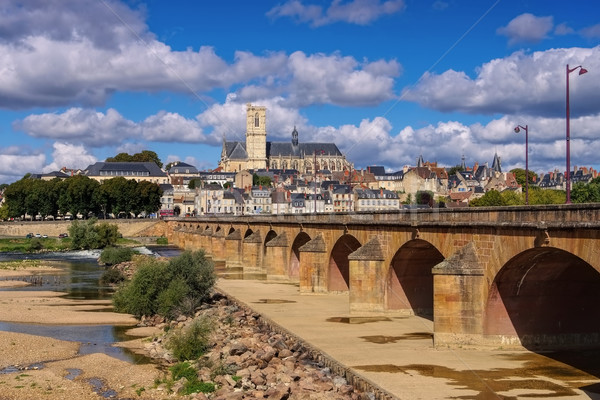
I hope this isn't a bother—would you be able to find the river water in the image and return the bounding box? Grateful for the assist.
[0,246,181,364]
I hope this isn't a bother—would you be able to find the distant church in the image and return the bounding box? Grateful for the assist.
[218,104,353,174]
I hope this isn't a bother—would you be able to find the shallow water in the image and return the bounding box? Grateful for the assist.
[0,248,180,363]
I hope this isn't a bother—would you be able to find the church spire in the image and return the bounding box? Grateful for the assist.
[492,152,502,173]
[292,126,298,146]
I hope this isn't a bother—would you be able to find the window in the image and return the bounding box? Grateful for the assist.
[254,112,259,127]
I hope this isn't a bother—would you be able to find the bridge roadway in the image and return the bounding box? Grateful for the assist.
[216,278,600,399]
[166,204,600,351]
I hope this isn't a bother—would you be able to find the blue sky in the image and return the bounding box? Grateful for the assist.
[1,0,600,183]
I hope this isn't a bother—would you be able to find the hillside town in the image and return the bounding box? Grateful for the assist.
[2,104,599,218]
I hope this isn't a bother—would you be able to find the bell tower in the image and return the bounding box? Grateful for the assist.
[245,103,267,170]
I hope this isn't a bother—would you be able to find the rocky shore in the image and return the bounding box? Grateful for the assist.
[138,292,373,400]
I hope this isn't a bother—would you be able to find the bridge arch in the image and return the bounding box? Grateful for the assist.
[289,232,311,278]
[243,228,253,238]
[227,226,235,235]
[386,239,443,319]
[329,234,361,292]
[484,247,600,350]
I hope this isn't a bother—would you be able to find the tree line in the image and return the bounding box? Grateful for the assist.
[1,175,162,219]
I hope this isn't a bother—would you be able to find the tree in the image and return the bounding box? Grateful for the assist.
[137,180,163,215]
[529,187,565,205]
[69,218,119,249]
[252,173,271,187]
[416,190,433,207]
[447,165,465,176]
[500,190,524,206]
[58,175,100,217]
[571,179,600,203]
[106,150,163,168]
[510,168,538,187]
[3,175,32,218]
[470,190,504,207]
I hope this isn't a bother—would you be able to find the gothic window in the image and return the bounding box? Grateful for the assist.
[282,160,288,169]
[271,161,278,169]
[254,113,259,127]
[292,160,298,170]
[336,161,342,171]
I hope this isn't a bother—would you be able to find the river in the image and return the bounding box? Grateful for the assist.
[0,246,181,364]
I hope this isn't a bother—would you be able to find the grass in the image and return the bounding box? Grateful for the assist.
[0,237,71,253]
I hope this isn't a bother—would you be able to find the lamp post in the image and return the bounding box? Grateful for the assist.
[514,124,529,205]
[566,64,588,204]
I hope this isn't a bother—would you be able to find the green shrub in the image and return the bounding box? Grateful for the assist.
[100,268,125,285]
[167,362,215,395]
[99,247,134,265]
[112,250,215,319]
[112,258,169,318]
[166,316,213,361]
[156,236,168,245]
[170,362,197,382]
[25,238,43,252]
[69,218,120,249]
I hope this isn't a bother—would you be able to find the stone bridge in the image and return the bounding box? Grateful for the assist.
[170,205,600,350]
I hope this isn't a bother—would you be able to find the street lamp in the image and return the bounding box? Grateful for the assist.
[514,125,529,205]
[566,64,588,204]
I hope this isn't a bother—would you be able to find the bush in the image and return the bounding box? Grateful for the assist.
[156,236,168,245]
[112,250,216,319]
[166,316,213,361]
[25,238,43,252]
[166,361,216,395]
[69,218,120,250]
[99,247,134,265]
[100,268,125,285]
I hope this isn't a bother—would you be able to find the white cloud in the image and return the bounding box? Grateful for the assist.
[42,142,97,173]
[0,1,399,110]
[267,0,405,27]
[497,13,553,44]
[580,24,600,39]
[14,108,140,147]
[403,46,600,118]
[0,149,46,182]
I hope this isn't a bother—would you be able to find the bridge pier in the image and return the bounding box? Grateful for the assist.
[298,233,328,294]
[264,232,291,281]
[211,229,226,260]
[224,230,243,267]
[348,237,387,313]
[432,243,485,347]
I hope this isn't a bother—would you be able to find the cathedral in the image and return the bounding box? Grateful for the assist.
[218,104,353,174]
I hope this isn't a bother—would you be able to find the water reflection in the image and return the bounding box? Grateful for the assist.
[0,247,179,363]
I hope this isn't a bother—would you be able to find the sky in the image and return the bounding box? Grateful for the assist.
[1,0,600,184]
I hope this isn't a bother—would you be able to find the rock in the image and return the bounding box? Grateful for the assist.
[278,349,293,358]
[172,377,188,394]
[229,342,248,356]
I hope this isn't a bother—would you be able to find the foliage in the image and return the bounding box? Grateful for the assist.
[528,187,565,205]
[100,268,126,285]
[1,174,161,220]
[252,173,272,187]
[0,204,9,221]
[99,247,134,265]
[416,190,434,206]
[112,250,216,319]
[106,150,163,168]
[166,316,214,361]
[510,168,538,187]
[572,178,600,203]
[68,218,120,249]
[162,361,216,395]
[25,238,43,252]
[0,238,70,253]
[447,165,465,176]
[156,236,168,245]
[469,190,504,207]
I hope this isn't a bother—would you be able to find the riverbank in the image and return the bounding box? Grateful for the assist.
[0,263,166,400]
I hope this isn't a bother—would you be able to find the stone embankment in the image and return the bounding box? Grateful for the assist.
[140,293,377,400]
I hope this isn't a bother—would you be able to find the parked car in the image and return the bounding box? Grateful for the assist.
[42,234,48,238]
[26,233,33,239]
[35,233,41,238]
[58,233,69,238]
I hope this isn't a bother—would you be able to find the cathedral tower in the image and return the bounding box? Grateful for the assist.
[245,103,267,170]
